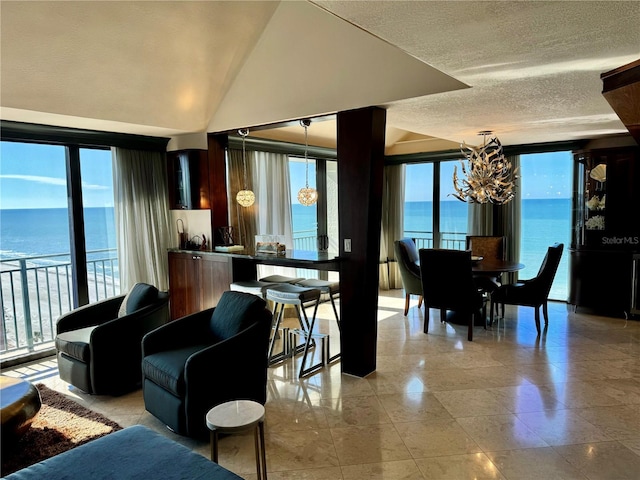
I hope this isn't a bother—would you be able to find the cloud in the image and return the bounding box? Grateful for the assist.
[0,174,108,190]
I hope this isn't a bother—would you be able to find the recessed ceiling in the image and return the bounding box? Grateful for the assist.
[1,1,639,153]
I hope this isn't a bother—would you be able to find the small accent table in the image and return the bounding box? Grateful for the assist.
[205,400,267,480]
[0,376,42,445]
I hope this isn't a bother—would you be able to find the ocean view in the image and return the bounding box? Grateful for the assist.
[0,199,571,299]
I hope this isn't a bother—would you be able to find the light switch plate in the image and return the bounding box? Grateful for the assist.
[344,239,351,252]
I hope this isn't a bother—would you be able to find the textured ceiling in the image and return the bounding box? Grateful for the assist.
[1,1,639,154]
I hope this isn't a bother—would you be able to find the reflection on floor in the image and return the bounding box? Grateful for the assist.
[4,289,640,480]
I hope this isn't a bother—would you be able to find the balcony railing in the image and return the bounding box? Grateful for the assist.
[404,230,467,251]
[292,229,317,250]
[1,231,465,362]
[1,249,119,360]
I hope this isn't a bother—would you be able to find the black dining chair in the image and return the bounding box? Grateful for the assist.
[419,248,487,341]
[490,243,564,334]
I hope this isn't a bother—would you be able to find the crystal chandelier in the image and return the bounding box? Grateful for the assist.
[297,119,318,207]
[236,128,255,207]
[452,131,517,205]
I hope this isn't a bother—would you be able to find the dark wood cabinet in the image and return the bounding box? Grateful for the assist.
[570,145,640,317]
[167,150,210,210]
[167,251,232,320]
[569,249,633,316]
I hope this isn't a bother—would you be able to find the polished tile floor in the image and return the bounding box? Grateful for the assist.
[4,289,640,480]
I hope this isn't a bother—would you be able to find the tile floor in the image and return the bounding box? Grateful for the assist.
[4,289,640,480]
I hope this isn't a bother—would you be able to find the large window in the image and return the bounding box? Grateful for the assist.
[519,151,572,300]
[289,156,318,250]
[403,150,573,301]
[1,141,118,361]
[80,148,119,301]
[439,160,468,249]
[404,162,434,248]
[0,142,71,356]
[404,160,468,250]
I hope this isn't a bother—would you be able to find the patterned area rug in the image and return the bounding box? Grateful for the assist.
[1,383,122,476]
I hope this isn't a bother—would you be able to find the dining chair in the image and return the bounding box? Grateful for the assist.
[490,243,564,334]
[466,235,506,262]
[419,248,487,341]
[467,235,506,315]
[394,238,423,315]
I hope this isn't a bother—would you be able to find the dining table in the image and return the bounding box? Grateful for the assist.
[472,258,525,275]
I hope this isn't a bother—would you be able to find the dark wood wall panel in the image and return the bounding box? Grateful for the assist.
[207,134,230,245]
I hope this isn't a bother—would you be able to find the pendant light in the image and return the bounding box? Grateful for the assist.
[236,128,255,207]
[297,119,318,207]
[452,131,518,205]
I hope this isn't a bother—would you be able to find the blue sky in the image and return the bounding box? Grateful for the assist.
[1,142,113,209]
[1,141,571,209]
[405,150,573,202]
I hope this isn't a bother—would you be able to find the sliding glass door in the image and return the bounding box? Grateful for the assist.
[0,141,119,361]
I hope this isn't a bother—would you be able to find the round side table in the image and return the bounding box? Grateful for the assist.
[0,376,42,446]
[206,400,267,480]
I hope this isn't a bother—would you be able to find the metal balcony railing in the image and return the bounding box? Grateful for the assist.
[1,249,119,359]
[292,229,317,251]
[403,230,467,251]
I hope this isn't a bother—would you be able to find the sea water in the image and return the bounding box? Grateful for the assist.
[1,199,571,299]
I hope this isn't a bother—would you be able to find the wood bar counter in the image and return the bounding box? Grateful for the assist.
[167,249,341,320]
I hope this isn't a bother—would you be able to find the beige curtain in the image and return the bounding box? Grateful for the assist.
[112,147,172,291]
[380,164,406,290]
[467,203,493,236]
[227,147,257,248]
[496,155,522,283]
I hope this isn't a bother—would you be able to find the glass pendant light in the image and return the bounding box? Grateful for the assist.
[297,119,318,207]
[236,128,255,207]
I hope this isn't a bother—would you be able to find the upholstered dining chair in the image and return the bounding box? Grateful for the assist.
[490,243,564,334]
[55,282,169,395]
[394,238,423,315]
[466,235,506,315]
[466,235,506,262]
[419,248,487,341]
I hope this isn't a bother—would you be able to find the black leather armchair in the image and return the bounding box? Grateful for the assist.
[490,243,564,334]
[141,291,272,439]
[55,283,169,395]
[394,238,423,315]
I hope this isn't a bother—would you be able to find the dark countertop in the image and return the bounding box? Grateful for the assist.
[168,248,342,270]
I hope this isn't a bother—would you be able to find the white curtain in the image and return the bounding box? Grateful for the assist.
[112,147,172,291]
[252,151,295,279]
[380,164,406,290]
[253,151,294,248]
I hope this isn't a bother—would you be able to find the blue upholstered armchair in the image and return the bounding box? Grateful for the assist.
[141,291,272,439]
